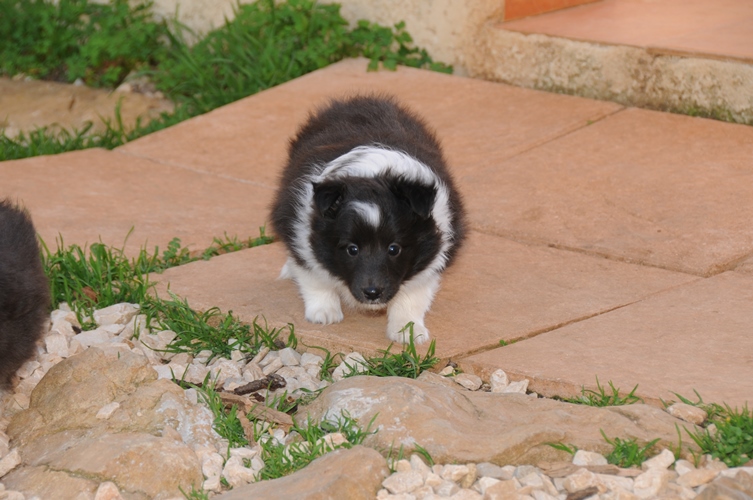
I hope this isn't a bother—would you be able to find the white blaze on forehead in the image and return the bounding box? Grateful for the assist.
[350,201,381,228]
[317,146,437,185]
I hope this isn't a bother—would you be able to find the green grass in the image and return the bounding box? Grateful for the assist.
[561,377,643,407]
[42,234,154,328]
[143,296,297,363]
[413,443,435,467]
[665,391,752,467]
[198,378,251,449]
[1,0,452,161]
[688,404,753,467]
[41,228,272,328]
[0,0,170,87]
[256,412,375,480]
[341,324,439,379]
[546,441,578,456]
[546,434,660,468]
[600,430,660,468]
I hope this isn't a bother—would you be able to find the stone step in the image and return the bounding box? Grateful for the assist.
[468,0,753,124]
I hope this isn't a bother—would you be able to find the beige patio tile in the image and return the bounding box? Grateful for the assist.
[117,57,622,187]
[462,271,753,409]
[464,107,753,276]
[1,149,273,256]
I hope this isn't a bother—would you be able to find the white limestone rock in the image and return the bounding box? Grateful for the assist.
[641,448,675,470]
[489,369,510,393]
[278,347,302,366]
[667,402,707,425]
[453,373,483,391]
[96,402,121,420]
[45,333,70,358]
[573,449,609,466]
[93,303,140,326]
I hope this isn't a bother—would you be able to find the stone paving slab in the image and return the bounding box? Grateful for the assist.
[464,107,753,277]
[151,231,695,360]
[0,149,273,255]
[117,58,622,188]
[463,271,753,409]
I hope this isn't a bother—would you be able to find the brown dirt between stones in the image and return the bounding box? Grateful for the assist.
[0,77,173,138]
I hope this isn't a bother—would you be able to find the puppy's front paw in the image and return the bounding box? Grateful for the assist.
[304,294,344,325]
[387,320,430,345]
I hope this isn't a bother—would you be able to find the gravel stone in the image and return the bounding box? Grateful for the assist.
[573,449,609,466]
[489,369,510,393]
[278,347,302,366]
[667,403,708,425]
[676,468,719,488]
[641,448,676,470]
[453,373,483,391]
[382,470,424,494]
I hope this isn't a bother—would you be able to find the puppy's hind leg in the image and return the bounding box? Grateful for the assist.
[282,258,344,325]
[386,271,441,345]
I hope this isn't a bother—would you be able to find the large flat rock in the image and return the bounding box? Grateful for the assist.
[1,149,273,255]
[117,57,622,188]
[151,231,693,359]
[464,107,753,276]
[463,271,753,409]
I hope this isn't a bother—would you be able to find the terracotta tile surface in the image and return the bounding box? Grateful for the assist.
[0,149,274,255]
[463,107,753,276]
[500,0,753,62]
[118,58,622,187]
[505,0,601,21]
[151,231,693,360]
[463,271,753,408]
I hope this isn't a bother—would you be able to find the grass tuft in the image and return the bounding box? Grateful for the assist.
[545,442,578,456]
[600,430,660,468]
[257,411,376,480]
[562,377,643,407]
[687,404,753,467]
[144,295,296,362]
[342,323,439,379]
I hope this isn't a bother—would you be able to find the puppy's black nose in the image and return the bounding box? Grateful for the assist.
[363,287,382,301]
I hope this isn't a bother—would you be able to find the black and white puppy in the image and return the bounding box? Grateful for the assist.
[270,95,466,344]
[0,199,50,389]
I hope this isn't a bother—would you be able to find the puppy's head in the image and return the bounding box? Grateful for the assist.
[311,176,441,305]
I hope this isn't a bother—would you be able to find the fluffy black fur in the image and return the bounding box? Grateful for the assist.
[271,95,465,315]
[0,199,50,388]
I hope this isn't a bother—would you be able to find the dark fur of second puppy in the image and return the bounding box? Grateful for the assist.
[270,95,466,344]
[0,199,50,389]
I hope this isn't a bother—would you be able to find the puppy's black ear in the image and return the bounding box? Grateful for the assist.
[313,181,345,219]
[392,180,436,220]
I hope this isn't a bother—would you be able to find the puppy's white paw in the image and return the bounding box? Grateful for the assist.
[304,295,344,325]
[387,321,430,345]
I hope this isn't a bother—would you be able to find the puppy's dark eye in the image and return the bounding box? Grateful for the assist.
[347,244,359,256]
[388,244,401,256]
